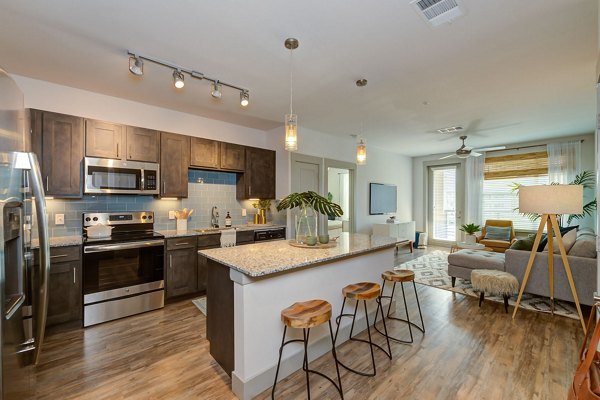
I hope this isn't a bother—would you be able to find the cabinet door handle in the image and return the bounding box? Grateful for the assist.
[163,181,166,195]
[116,143,119,158]
[50,254,68,259]
[249,185,251,196]
[73,268,76,284]
[129,145,132,160]
[45,176,49,191]
[169,254,173,269]
[174,242,189,246]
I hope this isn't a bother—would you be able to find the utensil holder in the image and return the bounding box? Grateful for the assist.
[176,219,188,232]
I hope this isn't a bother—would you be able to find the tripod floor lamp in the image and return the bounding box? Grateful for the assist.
[511,184,586,333]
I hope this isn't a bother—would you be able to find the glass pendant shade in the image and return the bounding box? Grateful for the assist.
[356,139,367,165]
[285,114,298,151]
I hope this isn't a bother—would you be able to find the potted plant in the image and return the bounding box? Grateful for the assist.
[459,223,481,244]
[276,191,343,244]
[252,199,272,224]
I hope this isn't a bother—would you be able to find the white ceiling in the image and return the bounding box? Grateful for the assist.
[0,0,597,156]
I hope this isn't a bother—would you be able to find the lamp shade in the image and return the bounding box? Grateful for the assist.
[518,185,583,214]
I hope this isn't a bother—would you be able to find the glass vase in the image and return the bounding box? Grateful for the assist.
[295,206,318,244]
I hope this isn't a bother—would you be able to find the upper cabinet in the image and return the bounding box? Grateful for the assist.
[160,132,190,198]
[237,147,276,199]
[31,109,84,198]
[190,137,220,169]
[85,120,124,159]
[220,143,245,172]
[126,126,160,163]
[85,120,159,163]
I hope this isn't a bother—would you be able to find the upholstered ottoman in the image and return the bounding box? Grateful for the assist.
[447,249,506,287]
[471,269,519,313]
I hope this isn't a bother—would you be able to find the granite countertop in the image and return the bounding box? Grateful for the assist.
[199,233,399,277]
[31,235,83,249]
[158,224,286,239]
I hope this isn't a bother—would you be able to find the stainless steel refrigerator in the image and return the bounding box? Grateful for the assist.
[0,68,50,399]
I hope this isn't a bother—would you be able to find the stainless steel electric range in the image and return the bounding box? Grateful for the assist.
[82,211,165,327]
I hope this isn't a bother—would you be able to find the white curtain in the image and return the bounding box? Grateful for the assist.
[547,141,581,184]
[465,154,485,225]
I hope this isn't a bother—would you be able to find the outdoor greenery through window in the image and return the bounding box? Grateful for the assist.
[482,151,548,231]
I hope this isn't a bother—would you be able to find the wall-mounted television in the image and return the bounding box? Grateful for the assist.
[369,183,397,215]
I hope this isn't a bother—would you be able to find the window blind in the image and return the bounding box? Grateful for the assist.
[481,175,549,231]
[484,151,548,180]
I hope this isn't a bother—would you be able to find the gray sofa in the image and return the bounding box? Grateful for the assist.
[448,230,597,306]
[504,249,596,306]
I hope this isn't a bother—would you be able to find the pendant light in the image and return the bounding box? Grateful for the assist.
[356,79,367,165]
[284,38,299,152]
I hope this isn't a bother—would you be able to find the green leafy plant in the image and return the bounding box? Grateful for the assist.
[459,223,481,235]
[252,199,272,210]
[511,170,597,226]
[276,191,343,217]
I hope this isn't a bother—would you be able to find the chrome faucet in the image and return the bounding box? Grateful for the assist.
[211,206,219,228]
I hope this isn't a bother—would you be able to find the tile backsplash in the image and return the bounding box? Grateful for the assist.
[41,169,284,237]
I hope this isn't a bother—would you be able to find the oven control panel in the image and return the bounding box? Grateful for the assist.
[83,211,154,226]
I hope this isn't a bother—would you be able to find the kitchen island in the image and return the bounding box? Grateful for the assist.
[200,233,401,400]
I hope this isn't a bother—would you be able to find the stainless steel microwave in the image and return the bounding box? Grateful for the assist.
[84,157,160,195]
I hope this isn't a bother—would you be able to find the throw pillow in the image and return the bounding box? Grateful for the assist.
[569,238,597,258]
[509,235,535,251]
[484,226,511,241]
[537,225,578,252]
[543,228,577,254]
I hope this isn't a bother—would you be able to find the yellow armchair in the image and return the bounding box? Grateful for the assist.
[476,219,516,253]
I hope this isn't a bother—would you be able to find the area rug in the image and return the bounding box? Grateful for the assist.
[192,296,207,316]
[395,250,579,320]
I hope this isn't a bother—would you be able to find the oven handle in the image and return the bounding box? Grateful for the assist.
[84,239,165,253]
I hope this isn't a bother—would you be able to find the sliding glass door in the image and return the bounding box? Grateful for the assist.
[428,164,460,244]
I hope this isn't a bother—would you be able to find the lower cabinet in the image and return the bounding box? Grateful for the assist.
[46,246,82,327]
[166,237,198,299]
[197,234,221,293]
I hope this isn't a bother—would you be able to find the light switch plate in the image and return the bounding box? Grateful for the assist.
[168,211,176,220]
[55,213,64,225]
[242,209,247,217]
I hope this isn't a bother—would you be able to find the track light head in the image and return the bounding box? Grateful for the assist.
[240,91,249,107]
[173,69,185,89]
[129,55,143,76]
[211,82,222,99]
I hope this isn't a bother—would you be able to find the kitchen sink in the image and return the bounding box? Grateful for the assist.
[194,227,238,233]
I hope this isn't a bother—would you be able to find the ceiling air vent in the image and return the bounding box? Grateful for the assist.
[410,0,465,27]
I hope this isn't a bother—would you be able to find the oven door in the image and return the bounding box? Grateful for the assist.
[83,239,164,303]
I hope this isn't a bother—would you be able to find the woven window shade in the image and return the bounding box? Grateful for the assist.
[484,151,548,180]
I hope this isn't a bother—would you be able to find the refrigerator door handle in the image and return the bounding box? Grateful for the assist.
[27,152,50,365]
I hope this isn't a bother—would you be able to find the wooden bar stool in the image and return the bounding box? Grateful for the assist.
[272,299,343,400]
[333,282,391,377]
[374,270,425,344]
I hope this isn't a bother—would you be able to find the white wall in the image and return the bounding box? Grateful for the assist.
[412,133,596,234]
[267,126,413,235]
[12,75,268,148]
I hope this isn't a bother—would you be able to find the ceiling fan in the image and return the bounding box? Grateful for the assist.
[439,136,506,159]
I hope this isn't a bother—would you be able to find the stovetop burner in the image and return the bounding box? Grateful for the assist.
[82,211,164,246]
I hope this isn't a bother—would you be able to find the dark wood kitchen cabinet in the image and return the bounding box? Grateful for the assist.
[197,234,221,294]
[220,143,245,172]
[85,119,125,159]
[160,132,190,198]
[126,126,160,163]
[31,109,84,198]
[34,246,82,327]
[166,238,198,298]
[190,137,220,169]
[237,147,276,199]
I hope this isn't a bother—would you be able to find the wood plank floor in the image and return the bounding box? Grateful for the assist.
[33,247,585,399]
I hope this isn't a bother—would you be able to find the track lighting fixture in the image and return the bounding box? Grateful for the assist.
[129,55,143,76]
[173,69,185,89]
[211,82,222,99]
[240,91,249,107]
[127,50,249,105]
